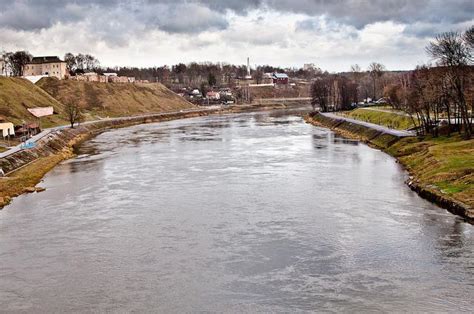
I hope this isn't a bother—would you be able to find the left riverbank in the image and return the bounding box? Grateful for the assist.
[0,103,287,208]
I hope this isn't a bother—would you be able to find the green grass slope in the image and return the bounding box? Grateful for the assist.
[387,135,473,208]
[343,108,415,130]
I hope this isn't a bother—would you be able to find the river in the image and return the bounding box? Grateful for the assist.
[1,108,473,312]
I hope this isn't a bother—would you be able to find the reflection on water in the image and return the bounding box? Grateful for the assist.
[1,108,473,312]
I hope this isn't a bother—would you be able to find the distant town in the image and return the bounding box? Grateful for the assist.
[0,0,473,311]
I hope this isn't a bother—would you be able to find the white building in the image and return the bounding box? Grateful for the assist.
[23,56,68,80]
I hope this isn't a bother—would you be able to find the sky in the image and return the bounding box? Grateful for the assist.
[0,0,473,72]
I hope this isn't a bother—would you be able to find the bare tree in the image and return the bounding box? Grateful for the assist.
[311,76,331,112]
[65,102,83,128]
[75,53,86,71]
[350,64,362,102]
[464,25,474,49]
[254,69,264,84]
[64,53,77,74]
[427,31,472,138]
[85,54,100,71]
[350,64,361,80]
[4,51,32,76]
[368,62,386,100]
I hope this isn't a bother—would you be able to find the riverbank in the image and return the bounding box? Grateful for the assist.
[341,107,415,130]
[0,103,289,208]
[305,112,474,221]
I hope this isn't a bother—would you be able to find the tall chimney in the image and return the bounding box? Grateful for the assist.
[247,57,250,76]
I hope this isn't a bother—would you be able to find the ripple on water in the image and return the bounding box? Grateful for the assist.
[1,108,473,312]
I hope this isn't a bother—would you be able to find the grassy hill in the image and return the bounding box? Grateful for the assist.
[0,77,67,127]
[342,108,415,130]
[0,77,196,129]
[37,78,195,122]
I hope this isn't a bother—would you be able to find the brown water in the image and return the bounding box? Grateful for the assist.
[1,109,473,312]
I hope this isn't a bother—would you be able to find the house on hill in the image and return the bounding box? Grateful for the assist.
[23,56,68,80]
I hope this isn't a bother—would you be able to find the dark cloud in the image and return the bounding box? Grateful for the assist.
[0,0,472,35]
[269,0,474,29]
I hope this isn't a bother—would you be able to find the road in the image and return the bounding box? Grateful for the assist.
[321,112,415,137]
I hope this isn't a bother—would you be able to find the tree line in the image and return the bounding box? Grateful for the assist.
[310,62,388,111]
[1,51,33,76]
[0,51,101,76]
[311,26,473,138]
[1,50,316,88]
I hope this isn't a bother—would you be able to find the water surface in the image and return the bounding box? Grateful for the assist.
[1,109,473,312]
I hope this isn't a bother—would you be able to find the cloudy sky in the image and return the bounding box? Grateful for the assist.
[0,0,472,71]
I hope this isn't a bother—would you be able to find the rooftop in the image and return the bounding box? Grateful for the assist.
[28,56,64,64]
[273,73,289,79]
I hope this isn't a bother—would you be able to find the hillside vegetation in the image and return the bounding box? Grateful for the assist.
[343,108,415,130]
[36,78,195,121]
[0,77,196,129]
[0,77,67,127]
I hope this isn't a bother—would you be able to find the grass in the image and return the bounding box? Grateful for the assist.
[342,108,415,130]
[36,78,196,122]
[386,134,473,207]
[0,76,196,130]
[0,153,67,207]
[0,77,67,127]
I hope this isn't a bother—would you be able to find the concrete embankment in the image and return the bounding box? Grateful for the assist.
[306,112,402,149]
[0,103,291,208]
[305,112,473,222]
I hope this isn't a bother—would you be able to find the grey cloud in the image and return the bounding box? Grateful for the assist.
[150,3,229,33]
[0,0,230,35]
[267,0,474,30]
[403,21,473,38]
[0,0,472,35]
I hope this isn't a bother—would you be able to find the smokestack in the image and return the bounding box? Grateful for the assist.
[247,57,250,76]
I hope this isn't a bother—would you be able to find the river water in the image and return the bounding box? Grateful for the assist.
[1,109,473,312]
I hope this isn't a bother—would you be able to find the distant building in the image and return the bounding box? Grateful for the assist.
[23,56,68,80]
[109,75,129,83]
[272,73,289,85]
[303,63,316,71]
[206,91,220,100]
[83,72,100,82]
[0,122,15,138]
[70,72,108,83]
